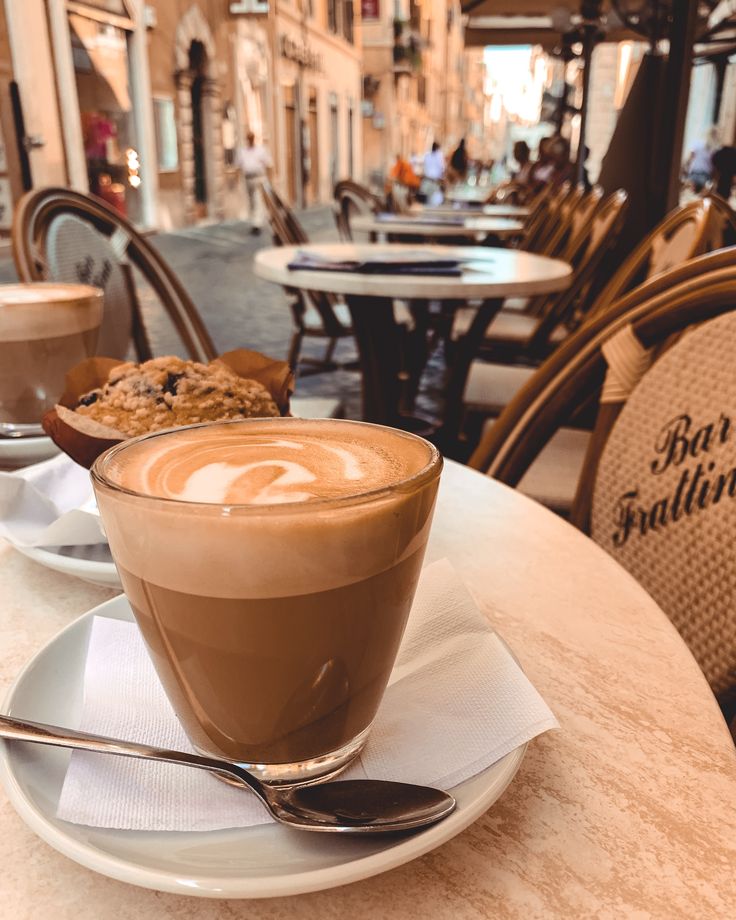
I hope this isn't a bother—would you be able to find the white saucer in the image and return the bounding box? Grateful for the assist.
[0,595,527,899]
[12,542,121,589]
[0,436,59,469]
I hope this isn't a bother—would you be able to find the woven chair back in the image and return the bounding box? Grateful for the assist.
[590,308,736,693]
[591,199,713,318]
[45,213,134,360]
[12,187,216,362]
[469,250,736,696]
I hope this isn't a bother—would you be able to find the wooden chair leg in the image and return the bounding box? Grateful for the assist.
[322,337,338,367]
[288,329,304,370]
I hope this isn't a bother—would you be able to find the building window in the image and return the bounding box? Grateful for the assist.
[69,11,141,222]
[153,97,179,171]
[327,0,338,33]
[343,1,354,43]
[329,93,339,188]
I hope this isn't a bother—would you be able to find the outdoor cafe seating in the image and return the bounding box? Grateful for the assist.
[0,155,736,916]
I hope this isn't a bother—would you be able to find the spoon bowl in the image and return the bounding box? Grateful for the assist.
[0,714,455,834]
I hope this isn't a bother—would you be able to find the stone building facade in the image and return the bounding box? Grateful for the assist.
[0,0,363,230]
[361,0,465,188]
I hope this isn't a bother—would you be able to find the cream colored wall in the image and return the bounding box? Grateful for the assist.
[360,0,465,184]
[273,0,363,204]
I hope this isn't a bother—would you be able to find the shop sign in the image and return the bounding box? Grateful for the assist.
[230,0,269,13]
[280,34,323,72]
[372,113,385,129]
[361,0,380,18]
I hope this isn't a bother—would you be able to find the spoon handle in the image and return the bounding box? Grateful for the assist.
[0,714,266,802]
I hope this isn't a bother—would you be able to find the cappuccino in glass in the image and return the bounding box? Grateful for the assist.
[92,418,442,781]
[0,283,102,425]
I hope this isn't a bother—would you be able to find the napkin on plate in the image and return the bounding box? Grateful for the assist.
[56,558,558,831]
[0,454,105,547]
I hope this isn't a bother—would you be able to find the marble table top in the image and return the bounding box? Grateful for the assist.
[410,203,530,219]
[254,243,571,300]
[351,214,524,239]
[1,460,735,916]
[445,187,496,205]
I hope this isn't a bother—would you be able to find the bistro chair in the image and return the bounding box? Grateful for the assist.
[465,250,733,513]
[455,189,629,366]
[333,179,382,241]
[469,250,736,711]
[589,197,714,318]
[261,181,355,375]
[12,186,215,363]
[12,186,342,420]
[460,195,713,434]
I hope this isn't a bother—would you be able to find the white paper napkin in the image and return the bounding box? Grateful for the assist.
[0,454,105,547]
[56,559,558,831]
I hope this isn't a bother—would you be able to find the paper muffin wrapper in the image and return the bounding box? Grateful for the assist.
[41,350,295,469]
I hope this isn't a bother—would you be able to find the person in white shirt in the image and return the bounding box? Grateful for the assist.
[420,141,445,205]
[236,131,273,235]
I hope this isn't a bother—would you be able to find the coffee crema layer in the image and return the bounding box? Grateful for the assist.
[0,283,103,341]
[94,419,440,598]
[105,420,431,505]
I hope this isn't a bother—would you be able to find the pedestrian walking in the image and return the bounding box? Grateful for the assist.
[237,131,273,235]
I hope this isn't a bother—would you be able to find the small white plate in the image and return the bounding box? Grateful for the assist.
[12,543,120,589]
[0,595,527,899]
[0,436,59,469]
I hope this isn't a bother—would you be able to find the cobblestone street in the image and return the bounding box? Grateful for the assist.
[0,207,447,425]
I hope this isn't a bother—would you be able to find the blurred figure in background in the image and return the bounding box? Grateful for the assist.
[237,131,273,235]
[388,152,420,191]
[448,138,468,182]
[420,141,445,205]
[712,144,736,201]
[386,152,420,212]
[512,140,532,186]
[685,126,720,192]
[529,136,555,187]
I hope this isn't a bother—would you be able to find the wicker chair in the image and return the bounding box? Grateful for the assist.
[12,187,215,362]
[12,186,342,419]
[463,197,713,434]
[470,248,736,711]
[333,180,383,242]
[260,181,355,376]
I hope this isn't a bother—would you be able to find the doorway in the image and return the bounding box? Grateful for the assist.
[283,84,297,204]
[189,40,208,213]
[307,90,319,203]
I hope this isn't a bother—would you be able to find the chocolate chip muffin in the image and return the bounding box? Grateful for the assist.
[74,356,280,437]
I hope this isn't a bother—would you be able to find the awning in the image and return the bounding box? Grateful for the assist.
[462,1,723,49]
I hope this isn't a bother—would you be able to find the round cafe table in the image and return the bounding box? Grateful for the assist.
[350,213,525,242]
[254,243,571,440]
[1,460,734,916]
[445,186,496,205]
[409,202,530,219]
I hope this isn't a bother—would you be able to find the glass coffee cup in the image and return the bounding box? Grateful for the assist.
[92,418,442,782]
[0,283,103,429]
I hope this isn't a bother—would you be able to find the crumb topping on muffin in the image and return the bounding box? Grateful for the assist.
[74,356,280,436]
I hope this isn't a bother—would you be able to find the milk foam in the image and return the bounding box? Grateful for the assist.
[105,421,429,505]
[94,419,441,598]
[0,283,103,342]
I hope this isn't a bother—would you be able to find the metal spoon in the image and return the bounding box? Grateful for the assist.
[0,714,455,834]
[0,422,46,439]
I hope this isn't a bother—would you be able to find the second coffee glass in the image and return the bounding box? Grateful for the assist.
[92,418,442,782]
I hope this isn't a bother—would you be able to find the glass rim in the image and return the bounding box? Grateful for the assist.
[90,417,443,514]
